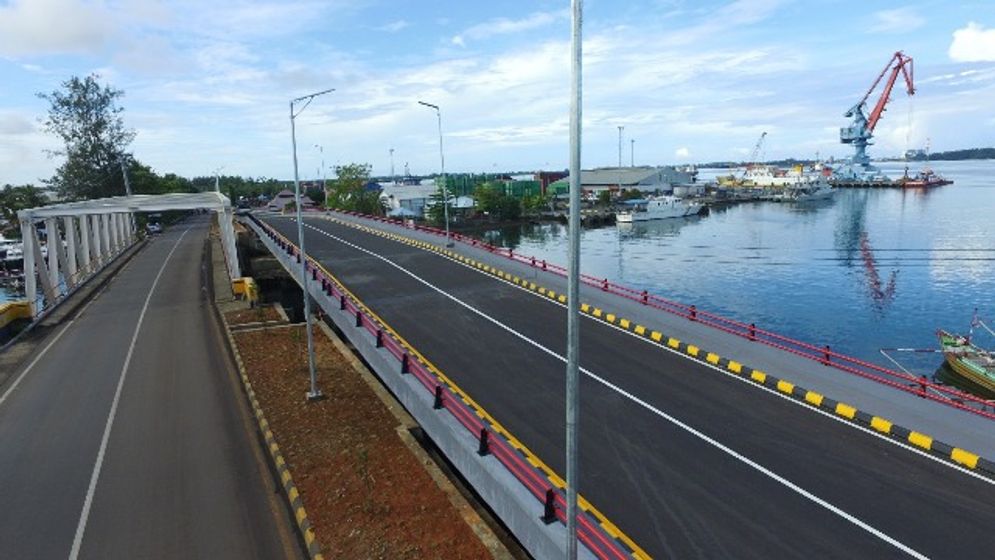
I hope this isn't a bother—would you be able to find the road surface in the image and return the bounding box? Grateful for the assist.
[0,217,298,560]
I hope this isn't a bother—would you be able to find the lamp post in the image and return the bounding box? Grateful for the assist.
[314,144,326,197]
[389,147,395,184]
[567,1,583,558]
[617,125,624,168]
[290,87,334,402]
[631,138,635,167]
[417,100,452,247]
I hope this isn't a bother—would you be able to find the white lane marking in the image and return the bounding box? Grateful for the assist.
[317,215,995,485]
[295,218,928,559]
[68,227,191,560]
[1,251,136,408]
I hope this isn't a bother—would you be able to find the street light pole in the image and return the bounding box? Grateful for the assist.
[567,1,583,558]
[631,138,635,167]
[290,87,334,402]
[617,125,624,168]
[389,147,395,183]
[417,100,452,247]
[314,144,326,197]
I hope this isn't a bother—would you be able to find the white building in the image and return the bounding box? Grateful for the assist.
[549,166,695,198]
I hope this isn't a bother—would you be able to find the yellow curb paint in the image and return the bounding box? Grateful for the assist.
[835,403,857,419]
[558,294,567,303]
[513,276,520,283]
[529,283,537,290]
[634,325,646,335]
[804,391,824,407]
[728,361,742,373]
[870,416,893,434]
[547,290,556,299]
[619,319,631,329]
[706,352,720,364]
[281,470,291,484]
[538,287,547,295]
[667,337,679,348]
[288,487,299,501]
[592,308,603,318]
[951,448,980,469]
[305,528,316,545]
[295,507,307,524]
[909,431,933,450]
[687,345,699,356]
[651,331,663,342]
[605,313,616,323]
[581,303,590,313]
[751,370,767,384]
[776,380,795,394]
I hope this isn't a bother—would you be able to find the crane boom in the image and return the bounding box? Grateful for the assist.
[840,51,915,168]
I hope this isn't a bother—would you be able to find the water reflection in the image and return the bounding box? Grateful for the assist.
[616,215,702,240]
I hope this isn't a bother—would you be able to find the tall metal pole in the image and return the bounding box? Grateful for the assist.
[290,87,334,402]
[631,138,635,167]
[418,101,452,247]
[389,148,395,183]
[617,125,624,168]
[566,0,583,557]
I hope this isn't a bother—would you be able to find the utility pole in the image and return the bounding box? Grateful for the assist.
[631,138,635,167]
[389,148,395,183]
[617,125,624,168]
[119,159,132,196]
[290,87,334,403]
[566,1,583,557]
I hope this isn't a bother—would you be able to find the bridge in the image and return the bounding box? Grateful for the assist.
[0,197,296,559]
[245,209,995,559]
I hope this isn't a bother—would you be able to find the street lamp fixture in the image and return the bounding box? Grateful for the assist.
[417,100,452,247]
[290,87,334,402]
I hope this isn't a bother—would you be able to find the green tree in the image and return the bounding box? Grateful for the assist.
[327,163,383,215]
[38,74,136,200]
[0,184,48,233]
[426,186,449,226]
[597,190,612,206]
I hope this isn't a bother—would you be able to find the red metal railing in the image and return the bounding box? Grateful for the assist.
[252,215,630,560]
[333,210,995,421]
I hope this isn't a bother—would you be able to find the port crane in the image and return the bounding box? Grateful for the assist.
[840,51,915,168]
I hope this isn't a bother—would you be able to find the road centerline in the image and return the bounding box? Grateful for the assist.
[67,227,191,560]
[297,218,928,559]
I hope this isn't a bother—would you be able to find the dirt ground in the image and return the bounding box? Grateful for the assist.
[231,321,493,560]
[225,305,283,325]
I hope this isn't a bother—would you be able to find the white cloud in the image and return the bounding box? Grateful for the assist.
[0,0,114,56]
[377,19,409,33]
[675,147,690,158]
[0,113,35,135]
[868,8,925,34]
[451,9,568,46]
[949,22,995,62]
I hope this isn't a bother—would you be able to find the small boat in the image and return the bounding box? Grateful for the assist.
[615,195,703,223]
[897,167,953,188]
[937,329,995,398]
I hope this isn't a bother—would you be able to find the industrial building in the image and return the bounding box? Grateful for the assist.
[548,166,695,198]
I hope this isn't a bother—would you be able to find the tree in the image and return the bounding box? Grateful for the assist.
[38,74,136,200]
[327,163,383,215]
[597,190,612,206]
[0,184,47,234]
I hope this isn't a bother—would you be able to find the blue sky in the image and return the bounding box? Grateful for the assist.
[1,0,994,185]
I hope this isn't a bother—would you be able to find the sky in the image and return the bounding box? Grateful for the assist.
[1,0,994,185]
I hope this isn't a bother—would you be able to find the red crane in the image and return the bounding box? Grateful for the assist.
[841,51,915,166]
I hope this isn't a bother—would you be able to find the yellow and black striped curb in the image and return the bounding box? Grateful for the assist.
[327,215,995,478]
[219,313,325,560]
[261,218,650,559]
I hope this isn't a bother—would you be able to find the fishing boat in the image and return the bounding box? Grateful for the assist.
[615,195,703,223]
[937,329,995,398]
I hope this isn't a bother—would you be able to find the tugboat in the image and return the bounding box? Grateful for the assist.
[896,166,953,188]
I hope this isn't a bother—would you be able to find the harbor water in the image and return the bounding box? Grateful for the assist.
[476,160,995,374]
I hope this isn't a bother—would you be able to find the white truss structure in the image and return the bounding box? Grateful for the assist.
[17,192,240,316]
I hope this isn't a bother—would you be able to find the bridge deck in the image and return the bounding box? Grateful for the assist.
[0,217,296,559]
[262,213,995,559]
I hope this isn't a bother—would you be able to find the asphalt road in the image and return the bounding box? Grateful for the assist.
[0,217,297,560]
[265,214,995,560]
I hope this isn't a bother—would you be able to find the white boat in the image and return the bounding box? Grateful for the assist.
[616,195,703,223]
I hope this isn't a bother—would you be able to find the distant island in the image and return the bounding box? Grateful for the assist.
[889,147,995,162]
